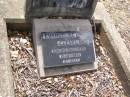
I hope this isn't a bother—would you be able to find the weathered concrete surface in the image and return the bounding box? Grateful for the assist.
[0,0,26,97]
[0,18,14,97]
[0,0,130,97]
[33,19,97,77]
[94,3,130,81]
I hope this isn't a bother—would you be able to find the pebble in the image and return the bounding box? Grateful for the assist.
[70,76,75,80]
[54,78,59,82]
[99,46,105,55]
[10,50,19,58]
[20,38,28,44]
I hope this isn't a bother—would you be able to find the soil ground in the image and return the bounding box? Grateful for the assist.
[6,1,130,97]
[8,30,130,97]
[100,0,130,51]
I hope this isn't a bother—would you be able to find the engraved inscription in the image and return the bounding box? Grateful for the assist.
[41,31,95,68]
[59,53,81,59]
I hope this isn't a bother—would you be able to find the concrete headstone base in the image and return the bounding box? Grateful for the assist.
[33,19,97,77]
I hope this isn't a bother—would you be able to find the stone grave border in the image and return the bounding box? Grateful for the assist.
[0,2,130,97]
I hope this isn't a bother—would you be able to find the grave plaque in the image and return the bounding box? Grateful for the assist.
[41,31,95,68]
[33,19,96,77]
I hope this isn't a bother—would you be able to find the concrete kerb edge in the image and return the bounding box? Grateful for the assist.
[94,3,130,81]
[0,18,15,97]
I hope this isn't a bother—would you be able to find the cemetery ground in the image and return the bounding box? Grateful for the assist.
[101,0,130,51]
[8,29,130,97]
[1,0,130,97]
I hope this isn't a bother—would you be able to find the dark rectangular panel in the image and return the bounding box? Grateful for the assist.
[41,31,95,68]
[26,0,97,19]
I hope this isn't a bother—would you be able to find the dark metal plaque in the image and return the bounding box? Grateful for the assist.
[41,31,95,68]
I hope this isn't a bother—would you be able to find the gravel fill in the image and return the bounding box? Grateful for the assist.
[8,30,128,97]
